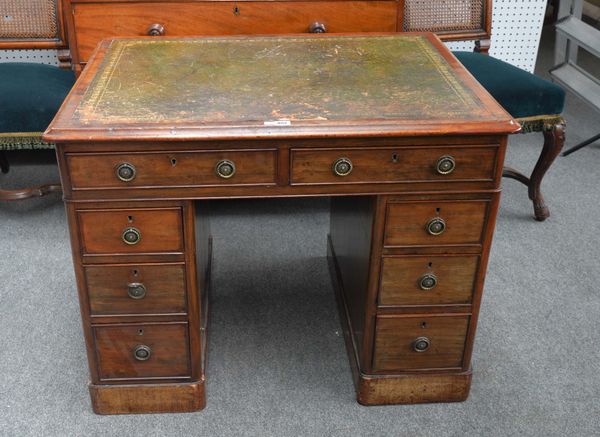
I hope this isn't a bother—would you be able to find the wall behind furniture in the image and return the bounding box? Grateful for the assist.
[0,0,547,72]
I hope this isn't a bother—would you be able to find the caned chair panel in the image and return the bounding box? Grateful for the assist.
[0,0,65,47]
[403,0,487,34]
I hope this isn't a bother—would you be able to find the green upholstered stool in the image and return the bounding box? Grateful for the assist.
[0,63,76,200]
[453,51,566,221]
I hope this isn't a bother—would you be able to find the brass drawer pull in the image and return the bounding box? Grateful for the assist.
[127,282,147,299]
[309,22,327,33]
[426,217,446,236]
[413,337,430,352]
[133,344,152,361]
[332,157,353,177]
[122,227,142,245]
[436,155,456,175]
[215,159,236,179]
[147,23,165,36]
[116,162,136,182]
[418,273,438,290]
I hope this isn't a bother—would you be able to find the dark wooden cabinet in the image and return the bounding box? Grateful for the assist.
[61,0,493,70]
[45,34,516,414]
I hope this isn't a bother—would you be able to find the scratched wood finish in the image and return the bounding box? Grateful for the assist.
[93,322,191,380]
[67,150,277,189]
[70,1,397,62]
[372,314,470,372]
[356,371,472,405]
[291,145,498,185]
[78,207,184,255]
[379,255,480,307]
[90,381,206,414]
[85,263,187,316]
[384,200,489,247]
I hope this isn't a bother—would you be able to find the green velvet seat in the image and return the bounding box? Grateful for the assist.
[452,51,566,222]
[452,51,565,119]
[0,63,76,150]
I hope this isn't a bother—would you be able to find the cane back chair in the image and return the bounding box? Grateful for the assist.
[0,0,75,200]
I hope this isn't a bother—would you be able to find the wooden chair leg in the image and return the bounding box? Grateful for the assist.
[0,183,62,201]
[502,119,565,221]
[528,120,566,221]
[0,151,9,174]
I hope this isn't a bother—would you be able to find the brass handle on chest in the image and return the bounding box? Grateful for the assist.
[413,337,431,352]
[436,155,456,175]
[122,227,141,245]
[133,345,152,361]
[308,22,327,33]
[418,273,438,290]
[147,24,165,36]
[332,157,353,177]
[215,159,236,179]
[116,162,136,182]
[127,283,147,299]
[426,217,446,236]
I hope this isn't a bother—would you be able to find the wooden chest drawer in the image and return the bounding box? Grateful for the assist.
[290,146,497,185]
[384,200,489,247]
[85,263,187,316]
[66,150,277,190]
[72,1,397,62]
[78,207,184,255]
[379,255,479,307]
[94,323,191,381]
[373,315,470,372]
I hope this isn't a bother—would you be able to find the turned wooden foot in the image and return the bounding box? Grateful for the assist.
[0,151,9,174]
[503,120,566,221]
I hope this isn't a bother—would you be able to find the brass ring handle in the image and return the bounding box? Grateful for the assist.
[127,283,147,299]
[215,159,236,179]
[308,22,327,33]
[426,217,446,236]
[133,345,152,361]
[413,337,431,353]
[436,155,456,175]
[147,23,165,36]
[122,227,141,245]
[332,157,353,177]
[116,162,136,182]
[418,273,438,290]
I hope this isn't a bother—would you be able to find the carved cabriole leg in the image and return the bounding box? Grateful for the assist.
[0,151,8,173]
[502,117,566,221]
[528,120,566,221]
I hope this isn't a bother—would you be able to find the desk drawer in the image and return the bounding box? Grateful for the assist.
[72,1,397,62]
[85,263,187,316]
[94,323,190,381]
[379,255,479,307]
[384,200,488,247]
[290,146,497,186]
[78,207,184,255]
[373,315,470,372]
[66,150,277,190]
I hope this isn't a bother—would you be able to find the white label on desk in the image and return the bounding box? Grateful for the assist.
[264,120,291,126]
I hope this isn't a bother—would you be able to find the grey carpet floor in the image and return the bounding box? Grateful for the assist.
[1,28,599,437]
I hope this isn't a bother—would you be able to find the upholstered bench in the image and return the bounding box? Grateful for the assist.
[0,63,76,200]
[453,51,566,221]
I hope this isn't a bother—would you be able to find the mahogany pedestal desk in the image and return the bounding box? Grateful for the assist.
[44,33,518,414]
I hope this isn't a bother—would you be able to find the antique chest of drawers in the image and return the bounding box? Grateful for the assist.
[62,0,493,71]
[44,33,518,414]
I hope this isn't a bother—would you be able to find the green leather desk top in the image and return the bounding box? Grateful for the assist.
[45,34,518,142]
